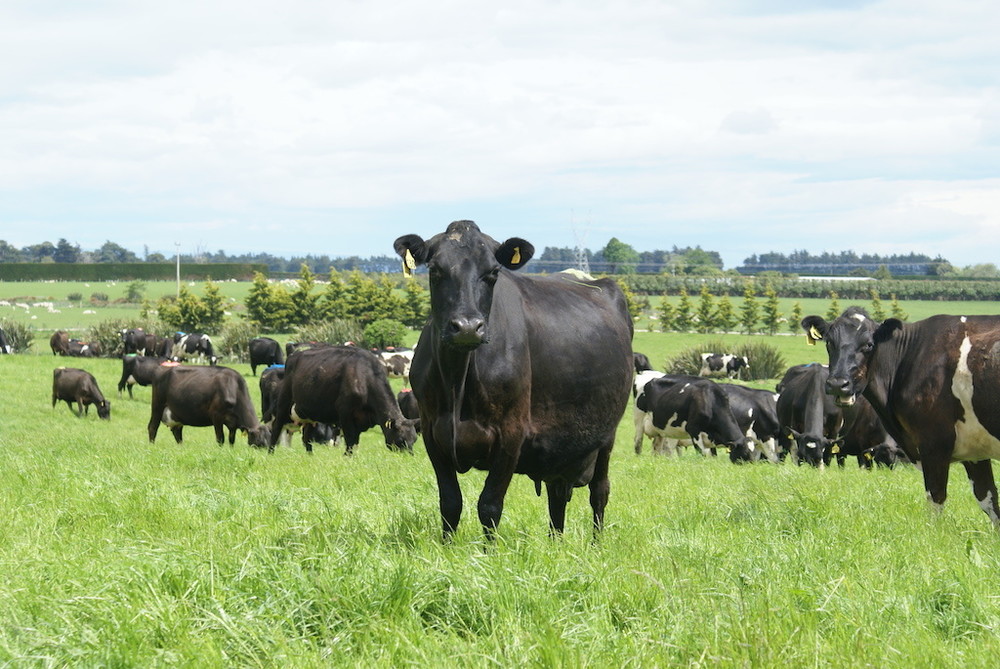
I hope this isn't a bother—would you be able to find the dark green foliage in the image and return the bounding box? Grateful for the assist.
[67,292,83,303]
[665,339,786,381]
[0,319,34,352]
[0,263,265,281]
[674,288,694,332]
[714,295,737,333]
[657,295,675,332]
[825,291,841,321]
[788,302,804,335]
[155,283,227,334]
[890,293,908,321]
[90,292,109,305]
[217,321,259,363]
[696,285,715,333]
[740,283,759,334]
[761,282,782,335]
[363,319,408,349]
[293,319,366,348]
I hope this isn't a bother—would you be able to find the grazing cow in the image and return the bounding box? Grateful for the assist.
[173,333,218,365]
[801,306,1000,526]
[635,376,749,459]
[146,333,174,359]
[633,368,666,454]
[50,331,70,356]
[117,355,173,398]
[633,351,653,373]
[397,388,420,420]
[381,351,414,386]
[260,364,341,448]
[775,364,844,467]
[148,365,269,446]
[268,345,418,454]
[52,367,111,419]
[836,392,907,469]
[700,353,750,379]
[394,220,634,539]
[249,337,284,376]
[718,383,782,462]
[67,339,101,358]
[0,327,10,354]
[121,328,147,355]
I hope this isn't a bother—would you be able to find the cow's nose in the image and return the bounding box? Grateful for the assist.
[827,377,851,395]
[448,317,486,345]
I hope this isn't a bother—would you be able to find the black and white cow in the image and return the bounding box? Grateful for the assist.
[0,326,10,354]
[173,333,218,365]
[394,220,633,539]
[67,339,102,358]
[118,355,173,398]
[699,353,749,379]
[801,306,1000,527]
[718,383,781,462]
[52,367,111,419]
[249,337,284,376]
[121,328,147,355]
[380,349,414,386]
[635,375,749,459]
[775,364,844,467]
[633,368,665,454]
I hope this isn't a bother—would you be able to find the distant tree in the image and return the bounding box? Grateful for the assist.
[125,281,146,303]
[401,279,429,328]
[147,252,167,263]
[674,288,694,332]
[319,269,350,321]
[244,272,293,331]
[890,294,908,321]
[23,241,55,262]
[602,237,639,274]
[788,301,803,335]
[761,281,782,335]
[869,287,886,321]
[657,295,676,332]
[696,285,715,333]
[96,240,138,263]
[54,238,80,263]
[873,264,892,281]
[615,278,643,321]
[714,295,738,333]
[289,264,321,325]
[826,291,841,321]
[740,283,759,335]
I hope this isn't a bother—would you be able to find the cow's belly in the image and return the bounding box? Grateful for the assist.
[162,406,212,427]
[646,413,690,441]
[951,336,1000,460]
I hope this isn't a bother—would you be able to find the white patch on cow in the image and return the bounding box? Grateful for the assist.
[161,408,181,427]
[806,441,818,450]
[960,316,968,323]
[127,375,136,384]
[747,408,754,418]
[951,336,1000,460]
[80,345,89,354]
[851,313,866,324]
[977,490,1000,526]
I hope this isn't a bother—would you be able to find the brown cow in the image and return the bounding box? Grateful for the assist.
[52,367,111,419]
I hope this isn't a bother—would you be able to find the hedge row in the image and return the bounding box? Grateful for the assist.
[0,263,267,281]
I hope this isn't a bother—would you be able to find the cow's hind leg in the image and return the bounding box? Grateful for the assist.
[170,426,184,443]
[964,460,1000,528]
[921,447,952,514]
[589,445,612,537]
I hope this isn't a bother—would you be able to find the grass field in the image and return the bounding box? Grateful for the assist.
[5,329,1000,665]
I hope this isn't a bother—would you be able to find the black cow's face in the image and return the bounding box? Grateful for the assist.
[96,400,111,420]
[789,429,831,467]
[394,221,533,351]
[802,308,902,407]
[382,418,420,452]
[248,424,271,448]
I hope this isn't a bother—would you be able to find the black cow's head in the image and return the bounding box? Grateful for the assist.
[96,399,111,420]
[381,417,420,452]
[394,220,533,351]
[247,424,271,448]
[787,428,838,467]
[801,307,902,407]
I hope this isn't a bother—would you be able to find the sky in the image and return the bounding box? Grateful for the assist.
[2,0,999,269]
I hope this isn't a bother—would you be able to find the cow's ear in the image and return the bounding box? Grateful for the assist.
[801,316,828,346]
[496,238,534,270]
[393,235,428,277]
[874,318,903,344]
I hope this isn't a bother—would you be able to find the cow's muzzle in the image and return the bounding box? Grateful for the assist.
[445,316,487,349]
[826,376,857,407]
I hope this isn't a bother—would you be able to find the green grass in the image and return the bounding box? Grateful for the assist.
[5,347,1000,666]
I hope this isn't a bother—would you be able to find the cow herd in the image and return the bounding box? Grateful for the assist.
[15,221,1000,537]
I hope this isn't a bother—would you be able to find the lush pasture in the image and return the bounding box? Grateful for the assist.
[4,343,1000,666]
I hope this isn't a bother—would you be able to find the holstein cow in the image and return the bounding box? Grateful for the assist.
[67,339,101,358]
[635,375,750,459]
[837,392,908,469]
[380,348,415,387]
[801,306,1000,526]
[775,364,844,467]
[249,337,284,376]
[268,345,418,454]
[118,355,174,398]
[259,364,339,447]
[148,365,269,446]
[633,368,665,454]
[146,333,174,359]
[394,220,634,539]
[121,328,148,355]
[0,327,10,354]
[718,383,782,462]
[50,331,70,356]
[52,367,111,419]
[172,333,218,365]
[700,353,750,379]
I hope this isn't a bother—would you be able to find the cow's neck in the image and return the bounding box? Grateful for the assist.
[863,325,910,440]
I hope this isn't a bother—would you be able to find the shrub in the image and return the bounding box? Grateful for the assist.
[216,321,258,363]
[363,319,408,349]
[90,292,109,305]
[86,318,167,358]
[0,319,34,353]
[665,339,786,381]
[293,319,366,348]
[67,292,83,303]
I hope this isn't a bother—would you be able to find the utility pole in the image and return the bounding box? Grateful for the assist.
[175,242,181,297]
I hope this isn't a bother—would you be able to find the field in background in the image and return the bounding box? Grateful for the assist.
[3,346,1000,665]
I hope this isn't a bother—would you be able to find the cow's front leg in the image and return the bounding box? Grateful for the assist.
[424,430,462,541]
[478,442,519,541]
[964,460,1000,528]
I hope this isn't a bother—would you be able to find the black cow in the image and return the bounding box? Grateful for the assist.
[633,351,653,373]
[394,221,633,539]
[700,353,749,379]
[260,364,342,448]
[269,346,418,455]
[118,355,173,398]
[775,364,844,467]
[50,331,70,356]
[0,327,10,354]
[285,341,330,358]
[836,392,907,469]
[397,388,420,420]
[145,333,174,359]
[635,376,749,459]
[249,337,284,376]
[52,367,111,419]
[67,339,101,358]
[121,328,147,355]
[801,306,1000,526]
[718,383,781,462]
[148,365,269,446]
[173,333,218,365]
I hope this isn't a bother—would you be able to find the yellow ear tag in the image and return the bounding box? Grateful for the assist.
[865,451,874,461]
[831,444,840,454]
[402,249,416,278]
[385,420,393,429]
[511,246,521,265]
